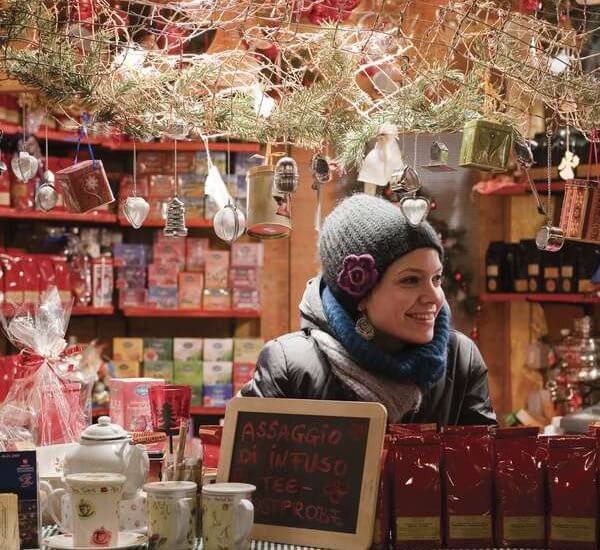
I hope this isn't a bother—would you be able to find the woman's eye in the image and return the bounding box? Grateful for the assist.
[399,276,420,285]
[433,274,443,285]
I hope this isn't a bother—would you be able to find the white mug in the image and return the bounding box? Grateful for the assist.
[144,481,197,550]
[48,473,125,547]
[44,485,146,532]
[201,483,256,550]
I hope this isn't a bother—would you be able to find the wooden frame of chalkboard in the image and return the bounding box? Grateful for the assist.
[217,397,387,550]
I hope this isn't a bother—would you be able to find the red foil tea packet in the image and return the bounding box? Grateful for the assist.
[393,431,442,549]
[547,435,598,550]
[494,426,545,548]
[371,437,392,550]
[441,425,494,549]
[388,423,437,435]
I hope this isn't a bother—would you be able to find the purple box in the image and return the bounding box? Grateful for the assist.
[117,266,147,289]
[113,243,148,267]
[203,384,233,407]
[0,450,40,549]
[147,286,178,309]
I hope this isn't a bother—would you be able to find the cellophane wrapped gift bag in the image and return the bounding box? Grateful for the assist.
[0,288,95,449]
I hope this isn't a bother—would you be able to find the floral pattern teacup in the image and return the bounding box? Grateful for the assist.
[202,483,256,550]
[48,473,125,547]
[144,481,197,550]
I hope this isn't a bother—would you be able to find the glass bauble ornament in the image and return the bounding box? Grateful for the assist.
[213,202,246,244]
[274,156,299,194]
[36,183,58,212]
[11,151,39,181]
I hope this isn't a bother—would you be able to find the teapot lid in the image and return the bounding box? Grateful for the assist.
[81,416,128,441]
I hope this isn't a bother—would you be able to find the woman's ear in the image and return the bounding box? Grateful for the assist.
[358,296,368,313]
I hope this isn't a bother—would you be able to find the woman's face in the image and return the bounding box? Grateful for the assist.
[359,248,445,345]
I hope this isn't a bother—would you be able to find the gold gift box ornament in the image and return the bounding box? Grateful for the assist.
[459,119,513,173]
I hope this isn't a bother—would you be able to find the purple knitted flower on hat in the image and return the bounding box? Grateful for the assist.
[336,254,379,297]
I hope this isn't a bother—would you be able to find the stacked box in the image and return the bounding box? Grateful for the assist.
[230,266,260,289]
[234,339,263,363]
[231,242,263,267]
[183,197,204,221]
[204,338,234,361]
[148,174,175,198]
[113,361,141,378]
[232,288,260,311]
[203,288,231,310]
[174,361,203,405]
[147,287,178,308]
[185,238,209,272]
[113,337,144,362]
[143,338,173,362]
[117,266,146,290]
[203,361,233,385]
[144,360,173,381]
[119,288,147,307]
[148,264,179,287]
[153,233,186,267]
[112,243,148,267]
[174,338,203,361]
[203,384,233,407]
[233,363,254,394]
[179,272,204,308]
[205,250,230,289]
[178,173,204,199]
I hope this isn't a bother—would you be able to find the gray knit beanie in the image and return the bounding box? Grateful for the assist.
[318,193,443,311]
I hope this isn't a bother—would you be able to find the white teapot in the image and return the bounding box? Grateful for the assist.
[63,416,149,499]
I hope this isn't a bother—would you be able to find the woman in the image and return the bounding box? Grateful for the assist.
[241,194,496,425]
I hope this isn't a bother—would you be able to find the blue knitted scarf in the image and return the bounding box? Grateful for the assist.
[321,285,450,391]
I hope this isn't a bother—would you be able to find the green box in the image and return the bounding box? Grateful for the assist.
[143,338,173,362]
[458,119,512,173]
[174,361,203,406]
[143,360,173,382]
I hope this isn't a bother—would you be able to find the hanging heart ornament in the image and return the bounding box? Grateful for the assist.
[400,195,431,227]
[123,196,150,229]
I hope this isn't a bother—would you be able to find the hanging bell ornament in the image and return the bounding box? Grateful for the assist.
[123,196,150,229]
[535,225,565,252]
[163,196,188,237]
[11,151,39,181]
[213,201,246,244]
[274,156,299,194]
[35,178,59,212]
[424,141,455,172]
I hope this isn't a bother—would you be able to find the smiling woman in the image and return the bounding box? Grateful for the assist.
[241,194,497,426]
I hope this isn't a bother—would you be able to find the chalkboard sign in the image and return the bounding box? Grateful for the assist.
[218,398,387,550]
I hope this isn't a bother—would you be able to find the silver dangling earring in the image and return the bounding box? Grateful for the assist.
[355,313,375,340]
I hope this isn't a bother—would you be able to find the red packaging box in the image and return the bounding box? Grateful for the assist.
[205,250,230,289]
[186,238,209,271]
[175,153,196,173]
[179,272,204,308]
[2,256,24,304]
[231,242,264,267]
[137,152,169,174]
[22,256,40,304]
[37,256,56,300]
[372,438,392,550]
[494,427,545,548]
[232,289,260,311]
[230,267,260,289]
[393,431,442,549]
[148,263,179,287]
[233,363,254,386]
[118,288,147,308]
[52,256,72,303]
[11,174,36,210]
[153,240,185,267]
[92,257,114,307]
[148,174,176,198]
[442,425,494,549]
[0,168,10,206]
[198,425,223,469]
[547,435,598,549]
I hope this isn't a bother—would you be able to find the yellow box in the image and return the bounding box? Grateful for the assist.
[113,338,144,362]
[113,361,141,378]
[234,338,264,363]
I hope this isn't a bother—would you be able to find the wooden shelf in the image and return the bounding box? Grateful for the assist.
[477,181,566,196]
[118,215,213,228]
[481,292,599,304]
[121,307,260,318]
[72,305,115,315]
[91,406,226,417]
[529,163,600,181]
[2,123,259,153]
[0,207,117,224]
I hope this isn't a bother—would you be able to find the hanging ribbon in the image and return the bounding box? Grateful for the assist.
[586,128,598,183]
[74,113,96,169]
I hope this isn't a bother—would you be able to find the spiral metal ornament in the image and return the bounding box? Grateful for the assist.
[163,196,188,237]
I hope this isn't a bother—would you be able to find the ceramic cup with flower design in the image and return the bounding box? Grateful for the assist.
[201,483,256,550]
[48,473,125,547]
[144,481,197,550]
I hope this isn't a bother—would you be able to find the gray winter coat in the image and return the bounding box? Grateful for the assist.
[241,277,496,426]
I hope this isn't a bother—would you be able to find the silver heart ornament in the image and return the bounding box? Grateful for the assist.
[400,196,430,227]
[11,151,39,181]
[123,196,150,229]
